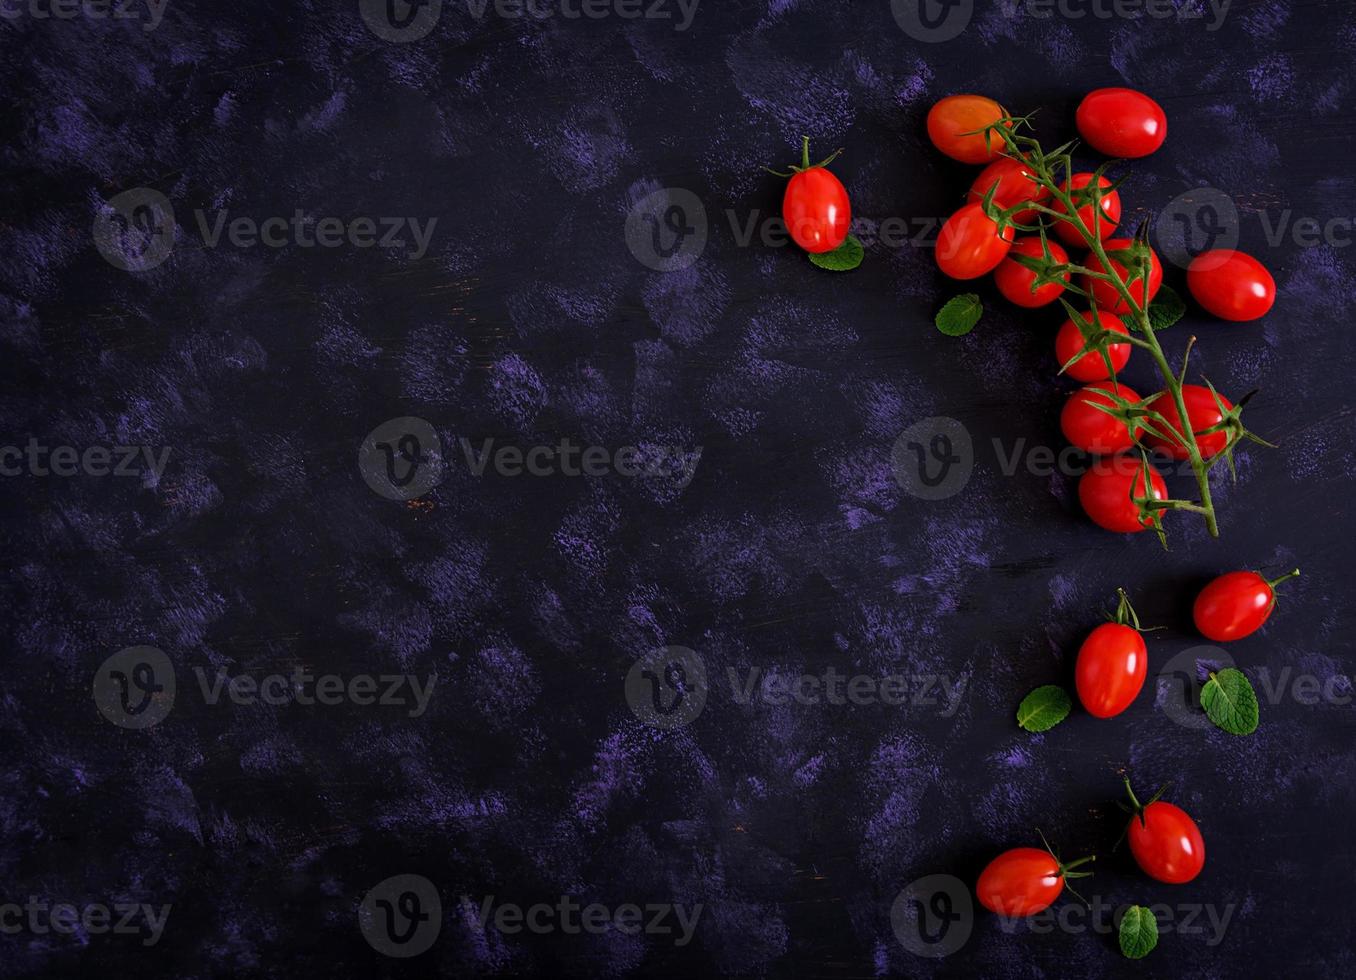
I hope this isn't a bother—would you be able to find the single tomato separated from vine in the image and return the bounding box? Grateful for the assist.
[1076,88,1167,158]
[994,237,1070,307]
[927,94,1009,164]
[1060,382,1142,454]
[968,156,1049,222]
[1075,590,1148,718]
[935,202,1015,279]
[772,138,851,254]
[1078,457,1167,533]
[1052,173,1120,247]
[1193,568,1300,641]
[976,845,1095,917]
[1143,384,1234,459]
[1187,249,1277,321]
[1122,778,1205,884]
[1082,238,1163,313]
[1054,310,1131,381]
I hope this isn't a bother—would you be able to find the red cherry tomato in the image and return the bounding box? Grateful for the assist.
[968,156,1049,222]
[936,202,1015,279]
[1075,88,1168,158]
[994,237,1070,308]
[1061,382,1142,455]
[1143,384,1234,460]
[1193,568,1300,641]
[783,167,851,254]
[1054,310,1131,381]
[976,846,1093,917]
[1052,173,1120,247]
[1078,457,1166,533]
[1082,239,1162,313]
[1186,249,1276,321]
[927,94,1009,164]
[1123,779,1205,884]
[1075,622,1147,718]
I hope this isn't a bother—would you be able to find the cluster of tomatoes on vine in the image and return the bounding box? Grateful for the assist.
[926,88,1279,537]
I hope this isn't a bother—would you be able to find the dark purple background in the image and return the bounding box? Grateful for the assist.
[3,0,1355,976]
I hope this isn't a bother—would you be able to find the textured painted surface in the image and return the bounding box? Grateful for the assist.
[2,1,1355,976]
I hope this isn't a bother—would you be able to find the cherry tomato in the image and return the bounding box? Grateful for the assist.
[1054,310,1131,381]
[927,95,1009,165]
[1060,382,1142,455]
[1123,779,1205,884]
[783,167,851,254]
[1075,88,1168,158]
[1143,384,1234,460]
[1076,622,1147,718]
[1082,238,1162,313]
[936,202,1015,279]
[1193,568,1300,642]
[968,156,1049,222]
[1052,173,1120,247]
[1078,457,1166,534]
[993,237,1070,308]
[1186,249,1276,321]
[976,846,1093,917]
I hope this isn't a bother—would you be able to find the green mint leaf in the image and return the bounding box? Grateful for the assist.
[1201,668,1259,735]
[1147,285,1186,331]
[809,233,863,272]
[1119,905,1159,959]
[935,293,983,337]
[1016,685,1072,733]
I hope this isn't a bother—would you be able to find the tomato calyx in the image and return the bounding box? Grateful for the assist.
[1036,828,1096,905]
[1098,221,1156,304]
[1117,775,1169,832]
[766,136,845,177]
[1104,587,1158,633]
[1260,567,1301,613]
[1055,301,1127,380]
[1005,228,1073,295]
[1187,380,1277,480]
